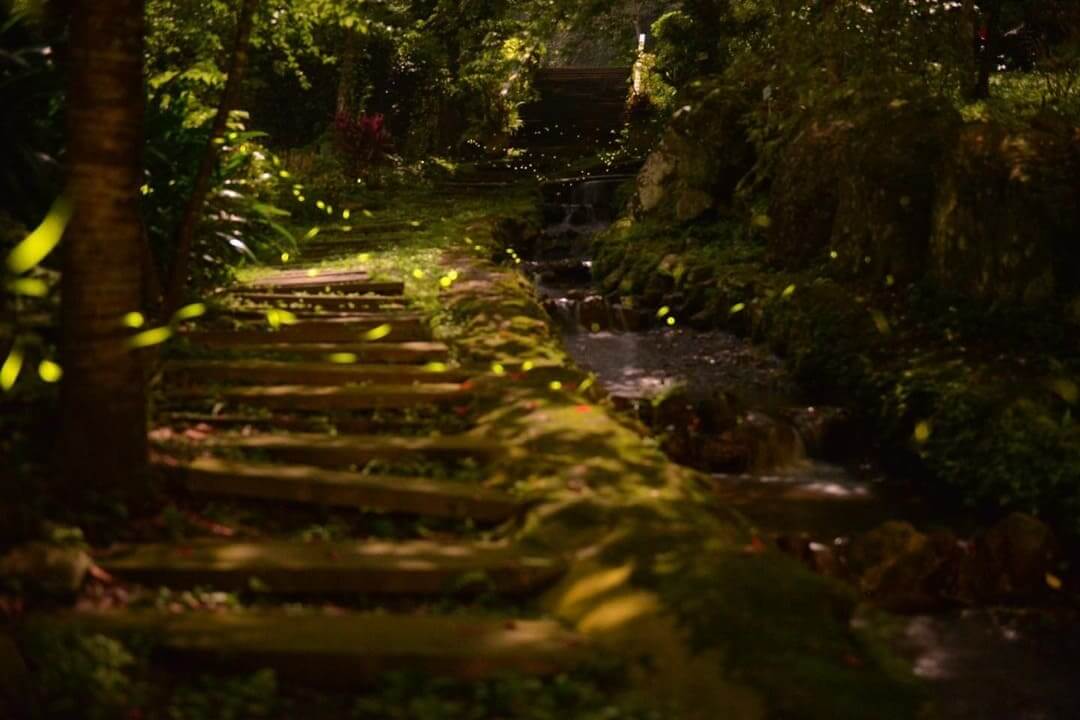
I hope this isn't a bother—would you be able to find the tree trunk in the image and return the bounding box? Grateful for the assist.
[61,0,148,501]
[164,0,260,315]
[974,0,1002,99]
[336,28,360,118]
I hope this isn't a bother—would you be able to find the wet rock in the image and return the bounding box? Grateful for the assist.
[777,534,845,579]
[578,296,610,331]
[975,512,1059,599]
[699,433,751,473]
[848,521,927,576]
[783,406,857,461]
[1,542,92,596]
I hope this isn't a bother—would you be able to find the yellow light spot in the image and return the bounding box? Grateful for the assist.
[171,303,207,323]
[914,421,932,444]
[590,322,601,332]
[409,220,422,227]
[782,284,797,299]
[6,278,48,297]
[362,324,392,341]
[342,209,351,220]
[579,376,595,392]
[412,269,426,279]
[6,195,73,274]
[281,252,291,262]
[327,353,358,364]
[306,269,320,277]
[656,306,670,318]
[1,346,24,392]
[447,270,459,281]
[38,360,62,383]
[1046,573,1063,591]
[886,275,895,287]
[522,360,535,372]
[357,253,371,262]
[424,362,449,373]
[316,200,326,210]
[122,312,146,329]
[297,196,306,203]
[1050,379,1078,404]
[128,327,173,349]
[279,170,290,178]
[549,381,563,391]
[440,276,453,288]
[666,316,676,326]
[830,250,839,260]
[870,310,891,335]
[491,362,506,376]
[730,303,746,315]
[752,214,772,229]
[303,228,320,241]
[326,205,334,215]
[362,210,374,218]
[266,309,298,329]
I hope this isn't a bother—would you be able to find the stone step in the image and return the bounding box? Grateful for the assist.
[226,292,409,311]
[39,611,586,685]
[160,458,519,521]
[247,269,369,283]
[100,539,563,595]
[167,383,470,411]
[163,360,473,387]
[241,278,404,295]
[164,432,504,467]
[216,307,412,321]
[182,317,430,345]
[157,413,427,436]
[188,341,451,365]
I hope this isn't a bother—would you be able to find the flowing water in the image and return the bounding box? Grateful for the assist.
[527,175,1080,720]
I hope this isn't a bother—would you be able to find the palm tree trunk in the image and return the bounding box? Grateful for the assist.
[61,0,148,500]
[164,0,260,315]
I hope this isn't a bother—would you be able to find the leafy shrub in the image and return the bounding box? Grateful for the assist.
[333,111,393,179]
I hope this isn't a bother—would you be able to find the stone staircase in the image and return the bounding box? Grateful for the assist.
[43,223,589,688]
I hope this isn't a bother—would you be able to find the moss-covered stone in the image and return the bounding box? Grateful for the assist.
[930,118,1080,304]
[442,215,926,720]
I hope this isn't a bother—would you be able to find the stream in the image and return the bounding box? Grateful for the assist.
[528,175,1080,720]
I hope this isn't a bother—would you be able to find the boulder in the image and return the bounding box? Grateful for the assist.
[930,118,1080,304]
[632,80,756,223]
[974,512,1059,598]
[767,118,850,267]
[769,96,961,277]
[1,542,91,596]
[831,97,961,283]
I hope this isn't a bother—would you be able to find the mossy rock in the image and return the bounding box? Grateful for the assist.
[831,97,962,283]
[632,79,756,223]
[930,117,1080,304]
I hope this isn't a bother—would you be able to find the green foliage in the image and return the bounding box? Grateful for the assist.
[0,4,62,224]
[346,668,662,720]
[167,669,279,720]
[21,628,146,720]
